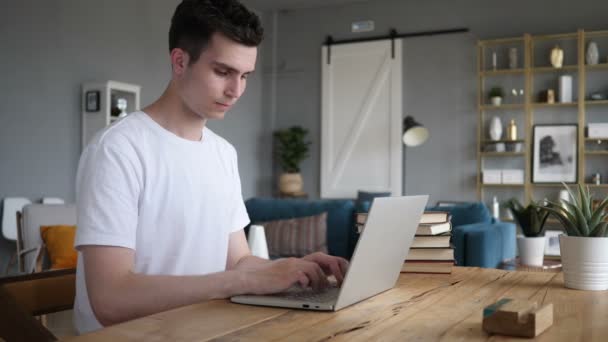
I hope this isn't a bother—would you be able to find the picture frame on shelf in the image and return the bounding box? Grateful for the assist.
[85,90,100,112]
[532,124,578,183]
[544,229,563,258]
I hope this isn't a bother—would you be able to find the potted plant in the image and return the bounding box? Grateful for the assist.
[540,183,608,291]
[274,126,311,195]
[504,198,550,266]
[489,87,504,106]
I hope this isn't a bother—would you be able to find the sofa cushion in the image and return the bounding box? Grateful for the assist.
[355,190,391,213]
[427,202,492,227]
[245,198,356,258]
[259,212,328,258]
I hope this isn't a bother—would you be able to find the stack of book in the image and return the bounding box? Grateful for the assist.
[355,211,454,274]
[402,211,454,274]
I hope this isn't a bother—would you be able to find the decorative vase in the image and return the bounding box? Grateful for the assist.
[248,225,269,259]
[560,235,608,291]
[586,41,599,65]
[517,236,545,267]
[550,45,564,68]
[506,119,517,141]
[490,96,502,106]
[489,116,503,141]
[278,172,303,194]
[508,47,518,69]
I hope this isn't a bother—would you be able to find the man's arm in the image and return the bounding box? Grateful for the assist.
[82,231,347,327]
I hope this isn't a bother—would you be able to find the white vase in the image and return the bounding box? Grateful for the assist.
[490,96,502,106]
[248,225,269,259]
[586,41,599,65]
[517,236,545,266]
[560,235,608,291]
[489,116,503,141]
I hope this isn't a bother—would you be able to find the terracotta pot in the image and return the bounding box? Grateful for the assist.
[278,173,303,194]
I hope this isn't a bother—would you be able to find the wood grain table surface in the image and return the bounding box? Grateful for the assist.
[69,267,608,341]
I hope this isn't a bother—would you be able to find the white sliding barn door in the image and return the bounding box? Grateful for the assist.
[321,39,403,198]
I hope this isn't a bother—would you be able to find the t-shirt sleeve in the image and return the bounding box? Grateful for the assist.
[75,137,141,250]
[230,148,250,233]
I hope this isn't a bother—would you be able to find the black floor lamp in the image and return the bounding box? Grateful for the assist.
[402,116,429,195]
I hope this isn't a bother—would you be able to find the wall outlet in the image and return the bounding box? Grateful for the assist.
[351,20,375,33]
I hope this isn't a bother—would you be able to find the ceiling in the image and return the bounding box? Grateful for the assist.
[242,0,371,11]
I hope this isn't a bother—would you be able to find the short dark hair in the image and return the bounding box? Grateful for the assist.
[169,0,264,65]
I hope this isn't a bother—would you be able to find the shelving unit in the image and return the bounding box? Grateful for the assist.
[81,80,141,148]
[477,29,608,211]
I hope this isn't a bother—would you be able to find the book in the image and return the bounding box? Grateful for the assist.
[411,234,451,248]
[420,211,450,224]
[416,221,451,236]
[406,248,454,261]
[356,211,451,226]
[401,260,454,274]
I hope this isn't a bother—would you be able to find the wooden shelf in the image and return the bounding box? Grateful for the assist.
[531,102,578,108]
[585,151,608,155]
[480,152,524,157]
[482,139,525,144]
[481,69,525,76]
[477,29,606,205]
[531,183,572,188]
[586,63,608,70]
[481,184,525,188]
[479,104,525,110]
[586,100,608,105]
[531,65,578,73]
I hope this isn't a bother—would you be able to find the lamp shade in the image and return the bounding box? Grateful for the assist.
[402,116,429,146]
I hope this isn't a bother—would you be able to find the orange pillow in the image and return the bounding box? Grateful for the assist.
[40,225,77,269]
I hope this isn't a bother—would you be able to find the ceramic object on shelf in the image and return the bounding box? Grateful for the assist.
[550,45,564,68]
[507,119,518,141]
[586,41,599,65]
[489,116,503,141]
[490,96,502,106]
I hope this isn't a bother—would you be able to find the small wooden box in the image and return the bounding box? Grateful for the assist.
[482,298,553,338]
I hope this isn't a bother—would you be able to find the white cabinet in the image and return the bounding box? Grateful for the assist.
[81,80,141,148]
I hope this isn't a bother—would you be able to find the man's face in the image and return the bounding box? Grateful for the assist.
[176,32,257,120]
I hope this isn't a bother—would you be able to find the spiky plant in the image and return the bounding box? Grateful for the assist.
[504,198,550,237]
[539,183,608,237]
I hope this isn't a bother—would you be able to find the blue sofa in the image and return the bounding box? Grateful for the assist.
[245,198,515,268]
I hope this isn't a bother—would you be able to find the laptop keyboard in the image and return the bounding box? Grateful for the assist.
[272,285,340,303]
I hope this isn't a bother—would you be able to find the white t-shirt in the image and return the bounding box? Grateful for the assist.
[73,111,250,334]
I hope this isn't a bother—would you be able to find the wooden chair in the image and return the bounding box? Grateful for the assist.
[0,268,76,341]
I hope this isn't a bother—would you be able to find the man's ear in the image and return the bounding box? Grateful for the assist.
[170,48,190,76]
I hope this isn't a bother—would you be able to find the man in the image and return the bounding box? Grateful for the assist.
[74,0,348,334]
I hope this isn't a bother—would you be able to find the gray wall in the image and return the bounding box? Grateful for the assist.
[0,0,271,272]
[269,0,608,202]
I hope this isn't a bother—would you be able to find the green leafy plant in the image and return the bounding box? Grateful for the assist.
[504,198,550,237]
[274,126,311,173]
[539,183,608,237]
[489,87,504,98]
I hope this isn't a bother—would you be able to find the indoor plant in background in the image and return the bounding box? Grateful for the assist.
[540,183,608,291]
[274,126,311,195]
[489,86,504,106]
[504,198,550,266]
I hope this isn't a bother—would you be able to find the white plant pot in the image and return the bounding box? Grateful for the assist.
[517,236,545,266]
[560,235,608,291]
[491,96,502,106]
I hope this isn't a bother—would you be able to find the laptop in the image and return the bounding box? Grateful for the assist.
[231,195,429,311]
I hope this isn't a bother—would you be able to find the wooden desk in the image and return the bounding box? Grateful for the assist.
[71,267,608,341]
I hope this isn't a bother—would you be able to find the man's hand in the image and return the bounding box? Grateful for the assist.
[301,252,349,286]
[240,253,349,295]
